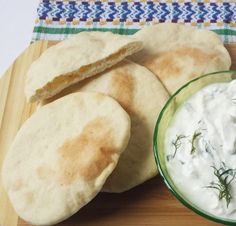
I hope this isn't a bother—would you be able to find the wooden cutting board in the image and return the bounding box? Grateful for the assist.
[0,41,235,226]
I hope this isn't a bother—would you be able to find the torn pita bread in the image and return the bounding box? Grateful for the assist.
[2,92,131,225]
[25,31,143,102]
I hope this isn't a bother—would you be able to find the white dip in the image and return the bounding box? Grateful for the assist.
[165,80,236,219]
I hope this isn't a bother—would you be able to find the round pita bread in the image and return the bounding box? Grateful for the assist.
[45,60,169,192]
[2,92,131,225]
[129,23,231,93]
[25,31,142,102]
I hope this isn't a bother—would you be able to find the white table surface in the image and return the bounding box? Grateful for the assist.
[0,0,39,78]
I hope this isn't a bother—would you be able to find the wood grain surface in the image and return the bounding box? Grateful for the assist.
[0,41,235,226]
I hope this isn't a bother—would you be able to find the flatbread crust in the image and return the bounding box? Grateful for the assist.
[2,92,131,225]
[129,23,231,93]
[44,60,169,192]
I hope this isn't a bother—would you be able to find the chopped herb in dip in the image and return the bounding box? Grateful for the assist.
[165,80,236,219]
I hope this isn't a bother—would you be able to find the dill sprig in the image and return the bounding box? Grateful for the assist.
[171,135,186,158]
[206,163,236,207]
[190,131,201,154]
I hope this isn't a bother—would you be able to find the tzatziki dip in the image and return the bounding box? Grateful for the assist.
[165,80,236,219]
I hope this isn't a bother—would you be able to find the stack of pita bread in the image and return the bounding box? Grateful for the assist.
[2,23,231,225]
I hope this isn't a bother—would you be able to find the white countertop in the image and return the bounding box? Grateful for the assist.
[0,0,39,78]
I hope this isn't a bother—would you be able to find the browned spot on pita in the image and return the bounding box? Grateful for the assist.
[143,47,218,80]
[93,92,105,103]
[36,165,54,180]
[109,64,134,113]
[12,179,23,191]
[57,117,116,186]
[175,47,218,65]
[25,192,34,205]
[145,55,182,78]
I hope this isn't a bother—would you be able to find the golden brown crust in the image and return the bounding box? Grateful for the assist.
[109,63,134,113]
[57,116,116,185]
[144,47,219,81]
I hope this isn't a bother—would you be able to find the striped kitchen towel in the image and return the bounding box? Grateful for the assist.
[33,0,236,43]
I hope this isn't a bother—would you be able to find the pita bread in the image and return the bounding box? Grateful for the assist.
[2,92,131,225]
[44,60,169,192]
[129,23,231,93]
[25,31,143,102]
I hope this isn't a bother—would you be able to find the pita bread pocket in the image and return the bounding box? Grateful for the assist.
[25,31,143,102]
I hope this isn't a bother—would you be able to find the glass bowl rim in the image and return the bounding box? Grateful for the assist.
[153,70,236,225]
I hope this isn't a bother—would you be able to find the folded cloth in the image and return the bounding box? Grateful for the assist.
[32,0,236,43]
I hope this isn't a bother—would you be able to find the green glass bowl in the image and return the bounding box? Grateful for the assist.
[153,70,236,225]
